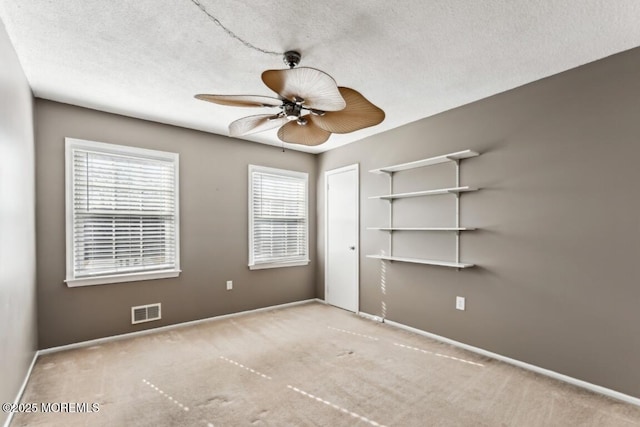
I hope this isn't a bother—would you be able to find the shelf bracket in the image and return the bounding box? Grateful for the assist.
[389,171,394,257]
[455,160,461,270]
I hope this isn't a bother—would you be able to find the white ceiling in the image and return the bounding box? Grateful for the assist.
[1,1,640,154]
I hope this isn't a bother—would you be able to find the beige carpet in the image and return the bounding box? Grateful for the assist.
[11,302,640,426]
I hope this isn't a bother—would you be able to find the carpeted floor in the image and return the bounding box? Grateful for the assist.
[11,302,640,426]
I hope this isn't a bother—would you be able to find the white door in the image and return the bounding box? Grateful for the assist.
[325,164,359,312]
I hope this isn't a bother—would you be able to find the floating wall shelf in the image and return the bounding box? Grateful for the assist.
[369,149,478,174]
[367,227,476,232]
[367,149,479,269]
[369,186,477,200]
[366,254,474,269]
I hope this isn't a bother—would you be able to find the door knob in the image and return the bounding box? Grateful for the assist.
[349,246,356,250]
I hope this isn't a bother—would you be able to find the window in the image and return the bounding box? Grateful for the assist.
[249,165,309,270]
[65,138,180,286]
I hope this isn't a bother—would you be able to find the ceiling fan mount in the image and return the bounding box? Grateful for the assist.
[195,51,385,146]
[283,50,302,69]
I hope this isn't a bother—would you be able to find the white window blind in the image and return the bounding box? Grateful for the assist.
[65,138,180,286]
[249,165,309,270]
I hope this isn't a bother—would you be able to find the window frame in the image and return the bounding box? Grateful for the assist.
[65,138,180,287]
[248,164,310,270]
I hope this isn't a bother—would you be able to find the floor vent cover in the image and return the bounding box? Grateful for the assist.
[131,303,162,324]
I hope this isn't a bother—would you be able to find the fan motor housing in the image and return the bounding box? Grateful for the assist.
[283,102,303,120]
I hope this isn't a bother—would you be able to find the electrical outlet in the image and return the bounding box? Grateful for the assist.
[456,296,465,311]
[226,280,233,291]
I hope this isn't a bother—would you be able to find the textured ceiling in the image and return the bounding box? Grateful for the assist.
[1,1,640,153]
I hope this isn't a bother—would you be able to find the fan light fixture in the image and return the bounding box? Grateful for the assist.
[195,51,385,146]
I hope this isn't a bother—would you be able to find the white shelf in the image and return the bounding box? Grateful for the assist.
[368,227,475,231]
[370,186,477,200]
[369,150,479,174]
[366,254,474,269]
[368,149,479,269]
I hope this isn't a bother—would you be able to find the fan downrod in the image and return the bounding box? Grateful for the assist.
[283,51,301,68]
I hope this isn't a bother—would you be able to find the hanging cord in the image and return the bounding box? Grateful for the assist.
[189,0,282,56]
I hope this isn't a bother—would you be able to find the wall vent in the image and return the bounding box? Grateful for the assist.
[131,303,162,324]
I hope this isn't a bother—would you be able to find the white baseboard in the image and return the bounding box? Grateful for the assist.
[357,312,639,407]
[39,299,317,355]
[3,350,39,427]
[358,311,383,323]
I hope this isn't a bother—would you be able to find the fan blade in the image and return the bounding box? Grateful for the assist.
[311,87,385,134]
[229,114,288,137]
[195,94,282,108]
[277,120,331,146]
[262,67,346,112]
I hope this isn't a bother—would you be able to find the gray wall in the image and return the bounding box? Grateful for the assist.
[0,19,37,426]
[317,47,640,398]
[35,100,317,349]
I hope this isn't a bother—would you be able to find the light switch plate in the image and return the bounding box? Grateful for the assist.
[456,296,465,311]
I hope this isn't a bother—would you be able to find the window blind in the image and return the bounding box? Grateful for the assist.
[71,148,177,279]
[250,168,308,267]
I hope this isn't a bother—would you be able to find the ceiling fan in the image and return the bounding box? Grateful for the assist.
[195,51,385,146]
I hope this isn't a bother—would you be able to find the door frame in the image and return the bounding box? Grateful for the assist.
[324,163,359,312]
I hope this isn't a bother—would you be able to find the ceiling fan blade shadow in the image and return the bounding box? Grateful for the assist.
[262,67,346,112]
[277,120,331,146]
[311,87,385,134]
[195,94,282,107]
[229,114,288,137]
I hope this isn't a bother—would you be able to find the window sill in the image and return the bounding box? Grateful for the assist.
[66,269,181,287]
[249,260,310,270]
